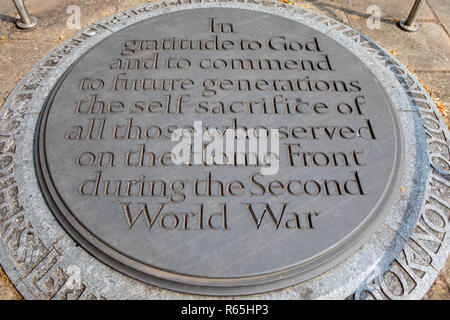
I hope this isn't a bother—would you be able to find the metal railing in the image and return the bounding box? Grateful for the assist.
[398,0,426,32]
[12,0,38,30]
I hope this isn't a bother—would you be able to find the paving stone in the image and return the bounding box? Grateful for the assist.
[0,286,17,300]
[0,266,21,300]
[0,16,13,38]
[424,257,450,300]
[0,0,17,37]
[5,0,117,41]
[427,0,450,34]
[0,80,14,106]
[0,0,18,17]
[347,17,450,72]
[293,0,348,23]
[0,39,54,106]
[116,0,158,11]
[415,71,450,123]
[340,0,435,20]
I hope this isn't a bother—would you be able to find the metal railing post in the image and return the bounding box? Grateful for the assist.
[398,0,426,32]
[12,0,38,30]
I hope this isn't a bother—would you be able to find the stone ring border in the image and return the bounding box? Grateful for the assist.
[0,0,448,300]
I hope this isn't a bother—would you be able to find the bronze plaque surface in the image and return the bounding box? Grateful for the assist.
[36,8,403,295]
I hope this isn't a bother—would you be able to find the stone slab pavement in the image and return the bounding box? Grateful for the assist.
[0,0,448,300]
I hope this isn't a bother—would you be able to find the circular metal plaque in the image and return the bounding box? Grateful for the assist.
[36,8,403,295]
